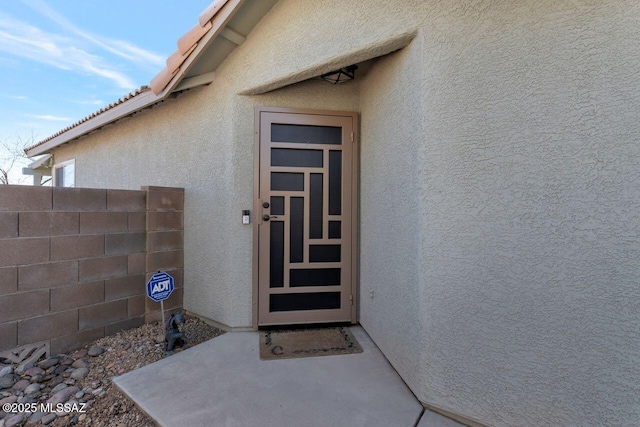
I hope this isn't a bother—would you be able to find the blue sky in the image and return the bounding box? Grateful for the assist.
[0,0,211,181]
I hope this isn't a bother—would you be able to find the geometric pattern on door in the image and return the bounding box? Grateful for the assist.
[256,108,357,326]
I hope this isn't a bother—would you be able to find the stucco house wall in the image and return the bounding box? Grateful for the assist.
[51,1,640,426]
[358,2,640,426]
[53,78,360,329]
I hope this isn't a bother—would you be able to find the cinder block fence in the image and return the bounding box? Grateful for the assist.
[0,185,183,355]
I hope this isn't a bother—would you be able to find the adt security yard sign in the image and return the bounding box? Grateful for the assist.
[147,272,175,327]
[147,272,174,303]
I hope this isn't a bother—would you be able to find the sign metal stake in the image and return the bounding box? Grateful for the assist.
[161,300,165,328]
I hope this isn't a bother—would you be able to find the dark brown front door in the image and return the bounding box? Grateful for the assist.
[256,108,357,326]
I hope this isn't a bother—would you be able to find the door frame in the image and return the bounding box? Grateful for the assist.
[252,106,359,329]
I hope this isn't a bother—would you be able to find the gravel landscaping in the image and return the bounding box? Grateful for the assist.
[0,316,224,427]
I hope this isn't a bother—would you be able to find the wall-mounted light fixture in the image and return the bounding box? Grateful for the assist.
[320,65,358,84]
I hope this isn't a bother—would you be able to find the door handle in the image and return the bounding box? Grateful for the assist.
[262,215,278,221]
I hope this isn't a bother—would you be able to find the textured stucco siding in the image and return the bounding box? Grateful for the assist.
[359,2,640,427]
[52,1,640,426]
[54,79,359,329]
[359,39,426,406]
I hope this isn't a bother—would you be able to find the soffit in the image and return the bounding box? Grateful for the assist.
[186,0,277,78]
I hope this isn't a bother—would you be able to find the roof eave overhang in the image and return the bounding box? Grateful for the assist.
[27,91,161,157]
[26,0,245,158]
[27,153,52,169]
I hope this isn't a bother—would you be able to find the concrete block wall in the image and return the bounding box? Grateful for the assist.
[0,185,184,355]
[143,186,184,324]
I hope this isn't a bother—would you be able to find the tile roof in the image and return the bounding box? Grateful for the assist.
[27,86,151,152]
[26,0,230,155]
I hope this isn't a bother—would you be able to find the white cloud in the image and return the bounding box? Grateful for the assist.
[0,13,137,90]
[28,114,72,121]
[21,0,165,68]
[72,99,104,106]
[4,95,28,100]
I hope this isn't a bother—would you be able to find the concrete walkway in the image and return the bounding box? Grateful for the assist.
[114,327,465,427]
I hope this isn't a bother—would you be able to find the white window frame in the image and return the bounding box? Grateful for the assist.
[53,159,75,187]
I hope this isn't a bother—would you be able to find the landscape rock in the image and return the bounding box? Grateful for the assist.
[0,367,12,378]
[0,375,16,390]
[47,386,79,406]
[4,413,25,427]
[41,413,57,425]
[17,395,37,404]
[51,383,68,393]
[0,395,17,405]
[71,359,88,369]
[15,363,33,376]
[38,358,59,370]
[23,383,40,395]
[54,365,67,375]
[71,368,89,380]
[88,346,105,357]
[26,411,46,425]
[72,349,88,359]
[47,378,62,390]
[11,379,30,391]
[24,367,44,377]
[60,356,74,366]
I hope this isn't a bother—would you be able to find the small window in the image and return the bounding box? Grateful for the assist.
[53,160,75,187]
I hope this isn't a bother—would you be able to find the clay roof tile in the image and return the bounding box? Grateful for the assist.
[199,0,229,27]
[150,67,178,96]
[25,86,152,152]
[166,44,197,75]
[177,21,213,55]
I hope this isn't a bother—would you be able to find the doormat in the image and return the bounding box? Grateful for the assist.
[260,327,363,360]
